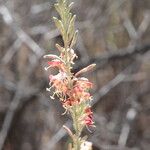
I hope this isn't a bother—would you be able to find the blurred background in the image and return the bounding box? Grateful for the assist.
[0,0,150,150]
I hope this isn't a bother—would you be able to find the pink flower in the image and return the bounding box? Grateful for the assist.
[48,60,62,67]
[47,59,66,71]
[62,98,76,108]
[71,79,92,102]
[84,116,94,126]
[84,107,94,126]
[49,73,68,94]
[74,77,93,90]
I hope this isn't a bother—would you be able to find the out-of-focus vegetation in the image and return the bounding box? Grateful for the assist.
[0,0,150,150]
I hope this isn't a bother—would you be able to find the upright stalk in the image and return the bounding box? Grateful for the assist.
[44,0,95,149]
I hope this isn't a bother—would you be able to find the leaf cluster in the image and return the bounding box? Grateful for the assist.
[53,0,78,49]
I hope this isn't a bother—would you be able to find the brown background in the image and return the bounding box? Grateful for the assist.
[0,0,150,149]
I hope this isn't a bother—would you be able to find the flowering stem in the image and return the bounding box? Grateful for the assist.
[44,0,95,149]
[73,108,81,150]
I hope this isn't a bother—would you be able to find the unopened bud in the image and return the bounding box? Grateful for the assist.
[75,64,96,76]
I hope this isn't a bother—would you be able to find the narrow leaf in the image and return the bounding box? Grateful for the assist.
[75,64,96,76]
[53,17,64,35]
[55,43,64,51]
[54,4,61,14]
[67,15,76,41]
[70,30,78,48]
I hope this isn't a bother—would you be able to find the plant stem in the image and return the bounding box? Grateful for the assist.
[72,105,82,150]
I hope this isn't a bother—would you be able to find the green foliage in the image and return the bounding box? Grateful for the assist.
[53,0,78,49]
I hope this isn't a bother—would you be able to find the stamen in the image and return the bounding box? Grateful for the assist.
[50,96,55,100]
[46,88,51,92]
[44,66,51,71]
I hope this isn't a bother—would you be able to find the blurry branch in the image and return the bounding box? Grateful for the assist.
[122,12,138,40]
[92,74,125,105]
[94,0,127,28]
[0,81,40,150]
[30,0,78,15]
[92,84,150,150]
[118,108,137,147]
[118,82,150,147]
[44,29,60,40]
[75,43,150,71]
[30,2,52,14]
[93,71,148,106]
[43,121,72,150]
[0,83,24,150]
[0,5,45,58]
[92,62,136,106]
[0,90,21,150]
[72,0,150,73]
[92,82,150,150]
[29,25,50,35]
[91,76,149,149]
[1,39,22,64]
[0,5,48,148]
[93,49,150,106]
[123,72,147,82]
[137,11,150,38]
[0,75,16,92]
[122,11,150,42]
